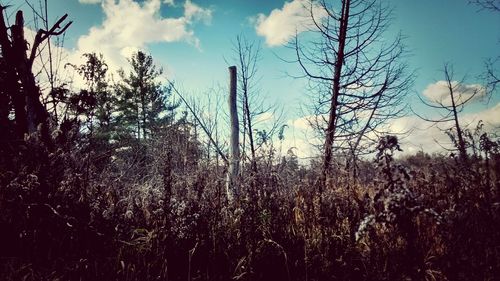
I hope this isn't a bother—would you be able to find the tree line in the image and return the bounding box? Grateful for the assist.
[0,1,499,280]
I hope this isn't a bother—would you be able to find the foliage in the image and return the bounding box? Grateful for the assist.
[1,37,499,281]
[1,109,500,280]
[114,51,175,141]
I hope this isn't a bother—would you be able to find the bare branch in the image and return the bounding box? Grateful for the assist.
[168,82,228,164]
[28,13,72,69]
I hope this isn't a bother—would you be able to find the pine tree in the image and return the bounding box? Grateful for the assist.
[115,51,173,141]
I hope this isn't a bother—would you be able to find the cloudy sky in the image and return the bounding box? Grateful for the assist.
[2,0,499,158]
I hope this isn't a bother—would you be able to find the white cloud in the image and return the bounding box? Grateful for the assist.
[281,136,319,159]
[255,112,274,123]
[385,103,500,155]
[254,0,327,47]
[383,116,445,154]
[69,0,212,77]
[281,114,324,160]
[184,0,212,24]
[461,102,500,128]
[423,80,486,106]
[284,102,500,159]
[80,0,176,5]
[289,114,316,130]
[22,28,75,90]
[79,0,101,4]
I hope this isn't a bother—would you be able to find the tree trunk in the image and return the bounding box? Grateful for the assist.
[11,11,47,134]
[448,79,467,162]
[0,7,28,138]
[243,85,257,174]
[1,7,70,138]
[322,0,350,184]
[227,66,240,201]
[141,90,147,139]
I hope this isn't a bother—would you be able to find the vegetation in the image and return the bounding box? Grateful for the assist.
[1,1,499,281]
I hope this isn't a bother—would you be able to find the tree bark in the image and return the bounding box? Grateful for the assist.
[227,66,240,201]
[322,0,350,184]
[447,75,467,162]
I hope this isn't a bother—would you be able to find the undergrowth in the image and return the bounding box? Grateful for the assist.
[1,125,499,281]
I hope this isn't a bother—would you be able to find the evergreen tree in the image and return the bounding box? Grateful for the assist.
[115,51,174,141]
[70,53,112,136]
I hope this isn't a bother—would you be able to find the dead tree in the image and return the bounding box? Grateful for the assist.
[227,66,240,202]
[483,58,500,94]
[235,35,259,174]
[232,35,285,177]
[470,0,500,11]
[293,0,412,184]
[0,6,71,137]
[469,1,499,96]
[414,64,480,162]
[169,82,228,165]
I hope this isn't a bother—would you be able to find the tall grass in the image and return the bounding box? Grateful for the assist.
[1,125,499,280]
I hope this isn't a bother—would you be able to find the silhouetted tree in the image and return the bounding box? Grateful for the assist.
[0,3,71,146]
[67,53,111,135]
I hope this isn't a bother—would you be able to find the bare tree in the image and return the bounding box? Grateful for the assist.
[414,64,482,162]
[234,35,259,174]
[469,0,499,95]
[232,35,285,175]
[169,83,228,165]
[470,0,500,11]
[483,58,499,94]
[292,0,412,183]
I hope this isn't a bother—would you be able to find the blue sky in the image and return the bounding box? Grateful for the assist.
[2,0,499,157]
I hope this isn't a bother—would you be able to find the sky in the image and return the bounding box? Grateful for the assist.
[2,0,499,158]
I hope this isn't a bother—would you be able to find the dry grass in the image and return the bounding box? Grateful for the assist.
[1,126,499,281]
